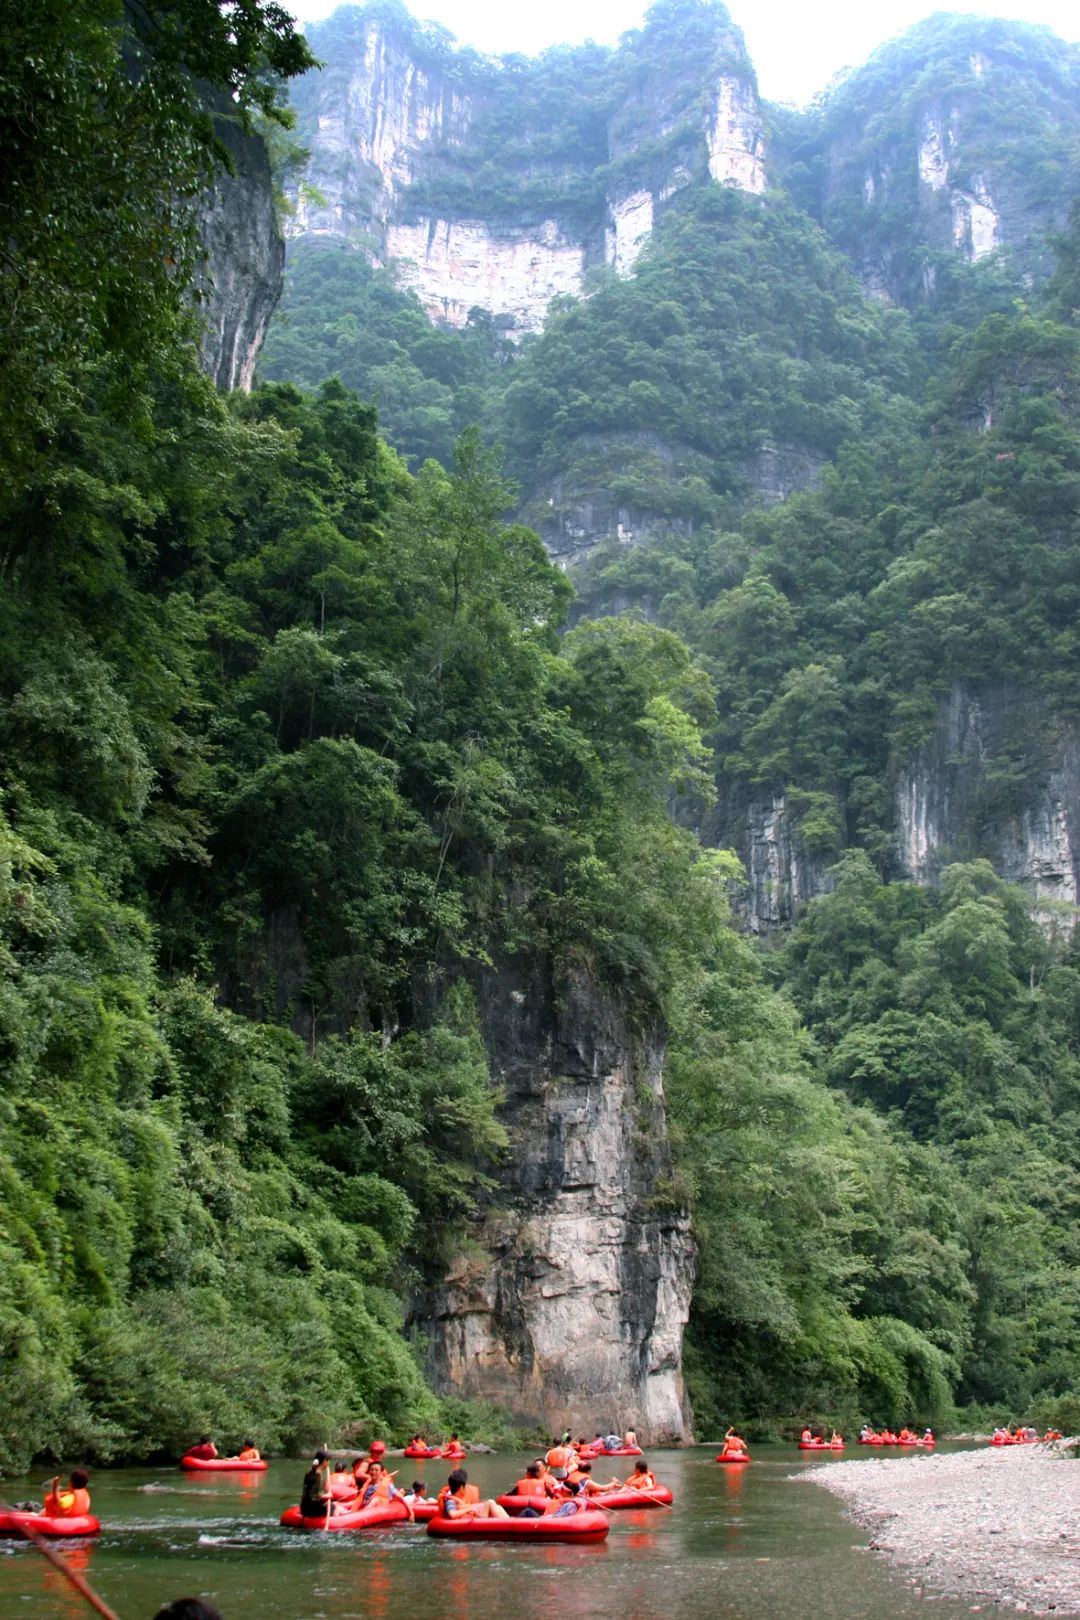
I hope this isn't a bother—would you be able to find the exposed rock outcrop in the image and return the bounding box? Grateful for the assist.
[817,18,1080,305]
[197,108,285,392]
[288,4,767,337]
[894,685,1079,908]
[420,960,694,1443]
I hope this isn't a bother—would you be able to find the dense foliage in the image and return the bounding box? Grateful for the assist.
[6,0,1080,1470]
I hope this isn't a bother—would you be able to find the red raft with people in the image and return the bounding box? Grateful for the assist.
[280,1497,409,1532]
[181,1455,268,1472]
[427,1508,609,1542]
[403,1446,441,1459]
[0,1509,101,1539]
[496,1484,673,1513]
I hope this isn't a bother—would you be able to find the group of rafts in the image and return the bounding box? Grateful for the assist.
[278,1433,667,1543]
[0,1434,666,1546]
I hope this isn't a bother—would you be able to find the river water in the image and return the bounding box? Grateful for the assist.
[0,1443,984,1620]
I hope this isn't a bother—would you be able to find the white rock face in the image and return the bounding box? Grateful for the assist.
[952,176,1001,260]
[708,75,766,193]
[917,114,950,191]
[895,686,1079,909]
[606,190,655,276]
[385,217,586,332]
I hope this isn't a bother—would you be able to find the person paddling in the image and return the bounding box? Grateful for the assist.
[43,1469,91,1518]
[624,1458,658,1492]
[360,1460,413,1521]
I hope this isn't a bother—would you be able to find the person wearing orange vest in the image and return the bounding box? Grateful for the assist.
[624,1459,658,1492]
[44,1469,91,1518]
[513,1461,559,1498]
[360,1461,413,1521]
[236,1439,261,1461]
[437,1469,481,1510]
[442,1470,509,1521]
[800,1427,813,1444]
[723,1426,748,1455]
[545,1439,575,1480]
[565,1460,616,1495]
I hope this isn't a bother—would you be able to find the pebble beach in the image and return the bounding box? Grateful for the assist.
[802,1444,1080,1615]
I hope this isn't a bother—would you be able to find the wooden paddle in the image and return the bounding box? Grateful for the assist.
[620,1482,674,1510]
[0,1496,120,1620]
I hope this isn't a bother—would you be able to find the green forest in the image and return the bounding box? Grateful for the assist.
[3,0,1080,1476]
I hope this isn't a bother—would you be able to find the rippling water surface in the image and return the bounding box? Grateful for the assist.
[0,1442,983,1620]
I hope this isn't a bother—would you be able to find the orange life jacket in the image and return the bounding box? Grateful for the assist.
[438,1482,479,1508]
[628,1471,656,1491]
[364,1476,393,1503]
[45,1488,91,1518]
[238,1447,260,1461]
[515,1476,547,1496]
[546,1445,571,1469]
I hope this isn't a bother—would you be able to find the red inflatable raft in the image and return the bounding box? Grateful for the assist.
[280,1498,408,1532]
[594,1446,642,1457]
[410,1501,439,1522]
[798,1441,843,1451]
[181,1455,268,1472]
[427,1509,609,1542]
[716,1451,751,1463]
[0,1510,101,1539]
[403,1446,441,1458]
[497,1485,673,1514]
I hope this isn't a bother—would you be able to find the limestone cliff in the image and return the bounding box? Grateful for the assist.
[812,17,1080,304]
[197,107,285,392]
[894,686,1079,909]
[288,1,766,338]
[419,960,693,1443]
[701,683,1080,932]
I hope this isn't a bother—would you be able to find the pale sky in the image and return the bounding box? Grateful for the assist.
[286,0,1079,105]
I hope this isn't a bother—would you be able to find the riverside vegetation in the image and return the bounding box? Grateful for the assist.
[2,0,1080,1474]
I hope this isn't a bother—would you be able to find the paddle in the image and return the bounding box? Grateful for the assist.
[323,1450,332,1531]
[618,1482,673,1510]
[0,1496,120,1620]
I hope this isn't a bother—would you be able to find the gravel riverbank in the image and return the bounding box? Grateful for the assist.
[801,1444,1080,1615]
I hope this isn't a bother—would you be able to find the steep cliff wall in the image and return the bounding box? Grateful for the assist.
[815,18,1080,304]
[701,684,1080,932]
[420,960,693,1442]
[289,3,767,337]
[895,685,1080,908]
[197,108,285,392]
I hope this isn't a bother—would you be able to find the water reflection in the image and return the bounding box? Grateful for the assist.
[0,1444,989,1620]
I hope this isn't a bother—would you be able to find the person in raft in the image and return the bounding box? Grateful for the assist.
[724,1426,748,1454]
[187,1436,217,1461]
[442,1469,509,1520]
[236,1439,260,1461]
[800,1426,813,1443]
[352,1436,387,1486]
[43,1468,91,1518]
[403,1479,434,1505]
[361,1460,414,1521]
[301,1448,335,1518]
[513,1461,561,1500]
[565,1459,618,1495]
[623,1429,638,1448]
[625,1459,658,1491]
[545,1437,574,1479]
